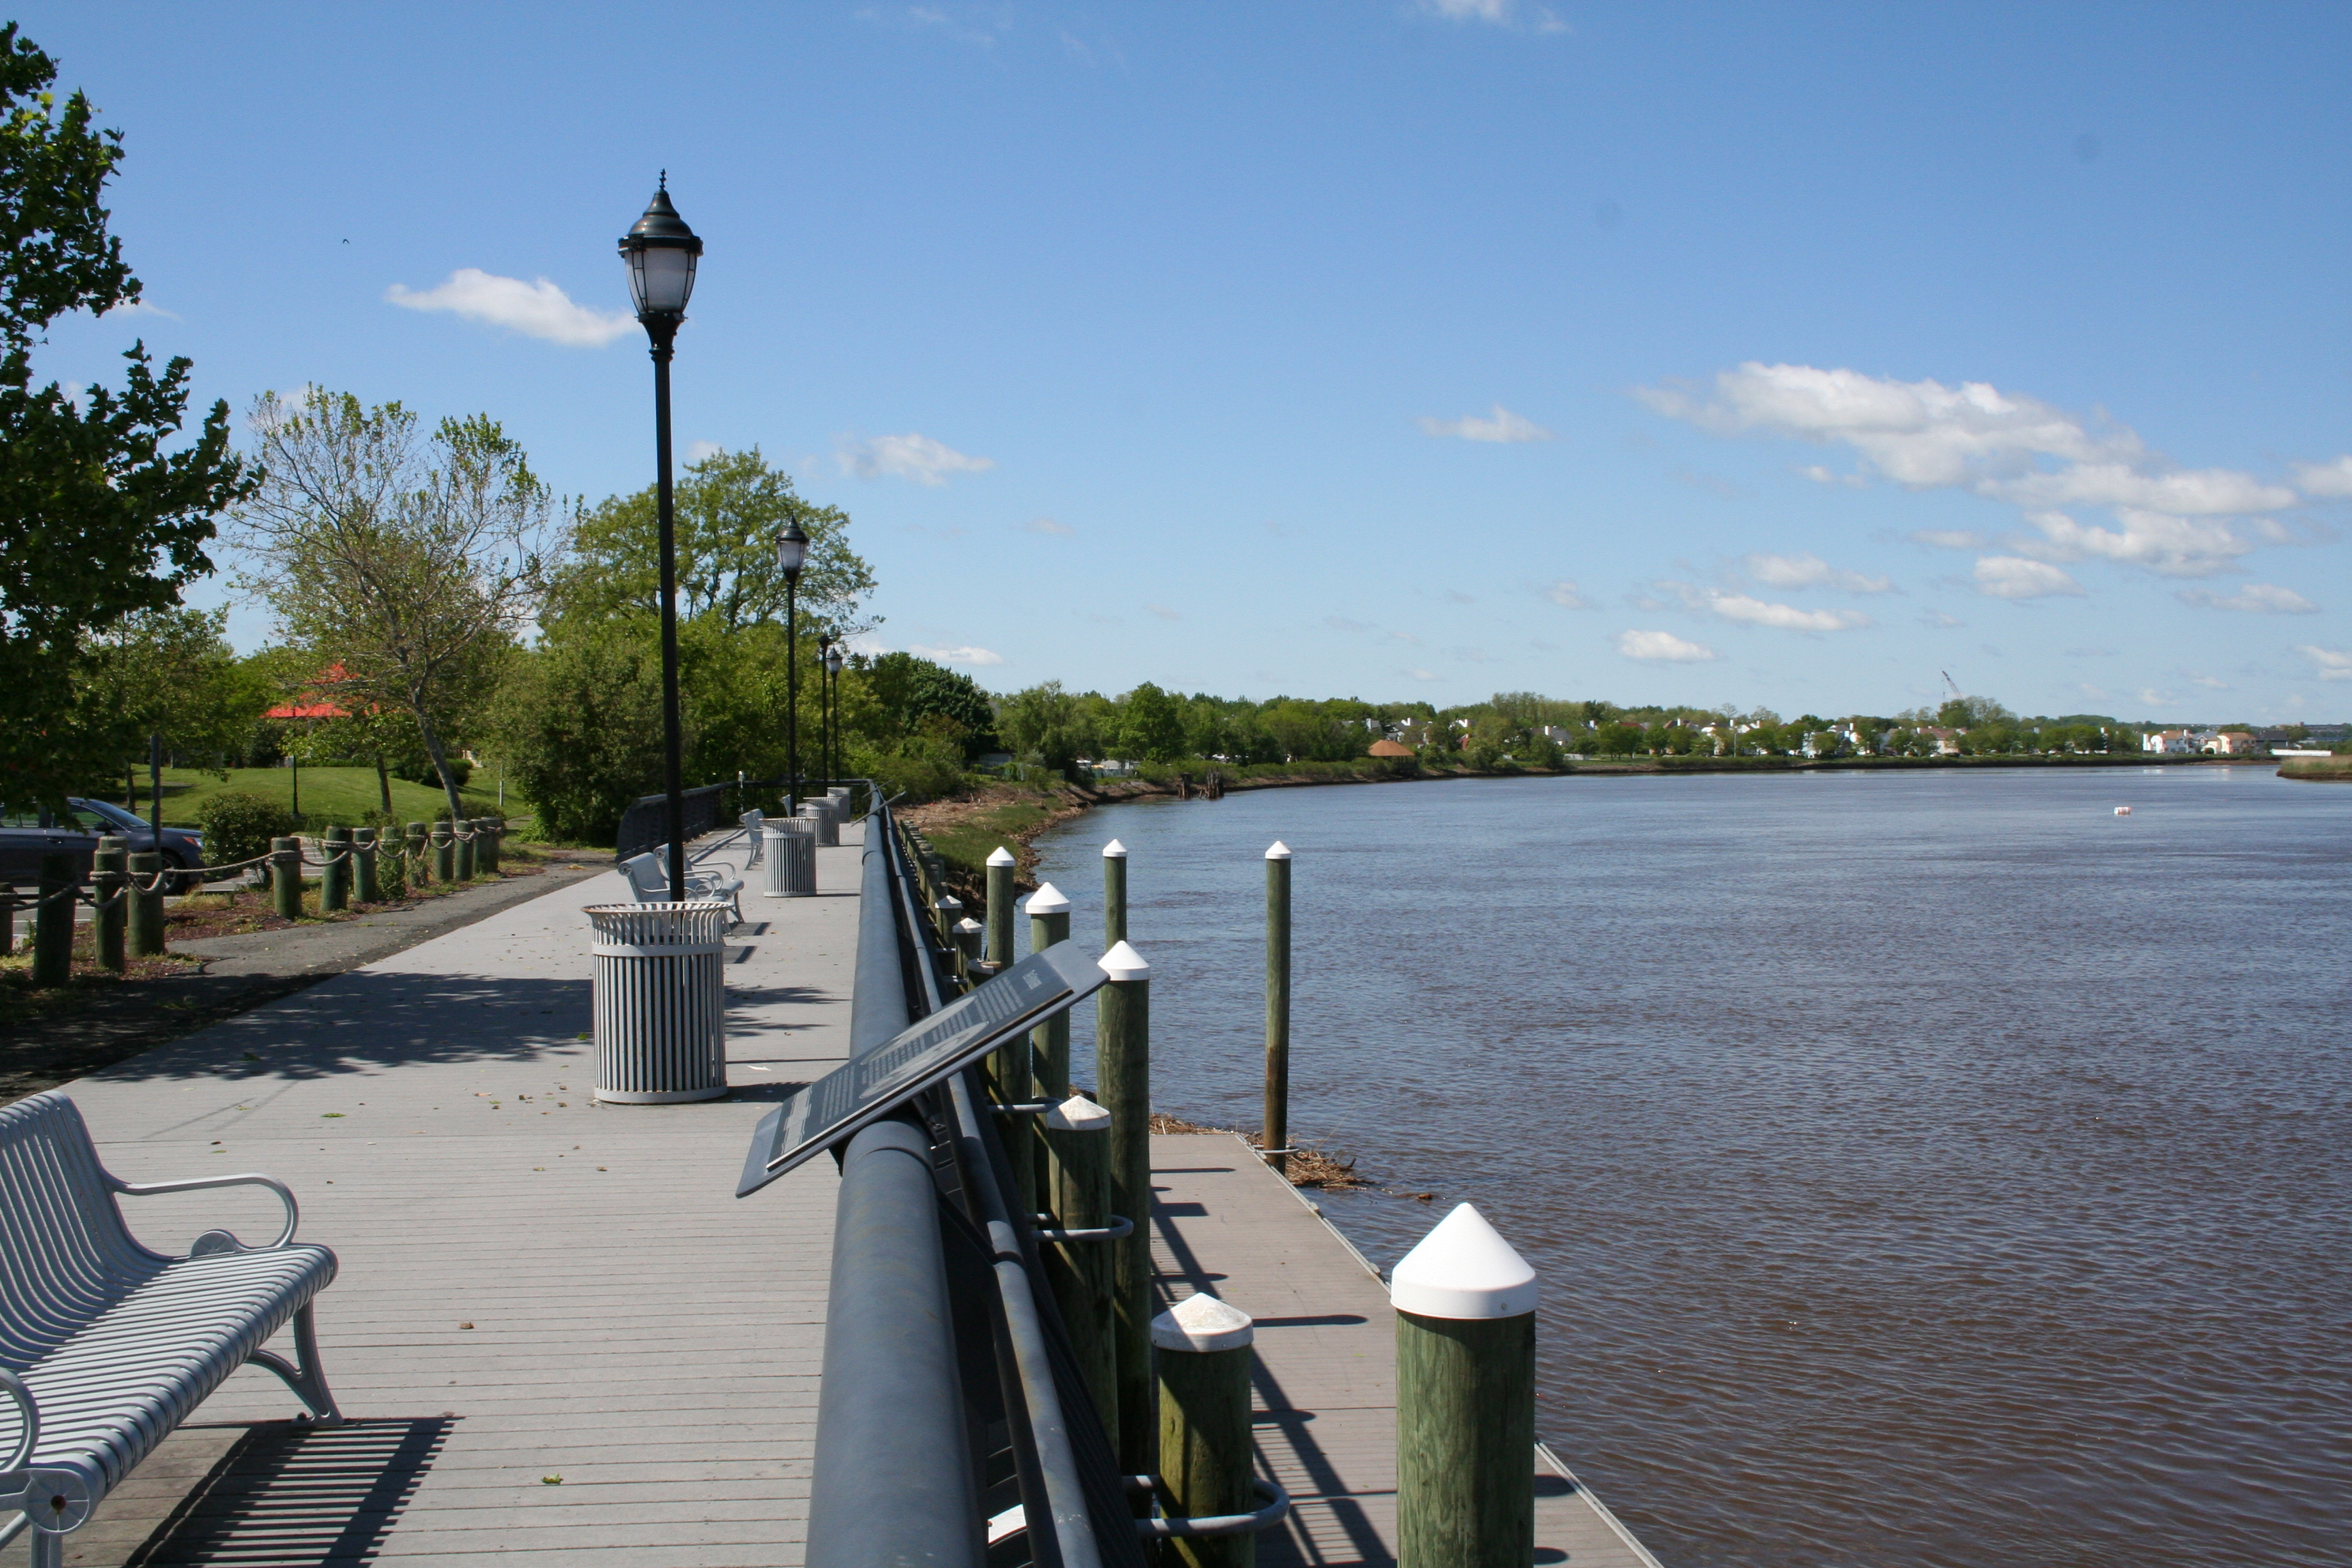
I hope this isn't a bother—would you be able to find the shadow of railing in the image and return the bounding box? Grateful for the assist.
[122,1416,453,1566]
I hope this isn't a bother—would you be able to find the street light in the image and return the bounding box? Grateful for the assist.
[815,634,834,792]
[823,641,846,789]
[620,174,704,901]
[776,519,808,815]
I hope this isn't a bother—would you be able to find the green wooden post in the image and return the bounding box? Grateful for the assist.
[933,893,962,953]
[320,825,349,913]
[1154,1294,1259,1568]
[1102,837,1128,946]
[479,817,501,873]
[0,885,14,956]
[1392,1203,1539,1568]
[455,817,476,881]
[352,826,380,903]
[1044,1093,1117,1437]
[93,836,127,973]
[1096,939,1154,1475]
[1264,840,1292,1177]
[33,852,74,986]
[1027,883,1073,1200]
[271,836,302,920]
[431,821,454,883]
[953,917,983,985]
[406,821,429,885]
[129,851,166,958]
[985,845,1016,968]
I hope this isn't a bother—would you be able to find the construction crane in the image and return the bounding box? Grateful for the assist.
[1941,670,1965,703]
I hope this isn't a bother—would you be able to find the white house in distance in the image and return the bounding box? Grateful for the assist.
[2143,729,2202,755]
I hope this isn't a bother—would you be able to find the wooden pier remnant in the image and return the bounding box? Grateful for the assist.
[1263,840,1292,1178]
[1098,937,1155,1475]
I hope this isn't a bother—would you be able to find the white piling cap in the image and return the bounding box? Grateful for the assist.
[953,917,983,934]
[1152,1292,1254,1353]
[1025,881,1071,915]
[935,894,963,911]
[1102,838,1127,859]
[1099,941,1149,981]
[1389,1203,1537,1320]
[1043,1094,1111,1132]
[1266,840,1292,860]
[987,846,1017,867]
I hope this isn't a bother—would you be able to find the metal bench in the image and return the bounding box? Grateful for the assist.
[739,810,765,868]
[618,851,744,923]
[0,1092,342,1567]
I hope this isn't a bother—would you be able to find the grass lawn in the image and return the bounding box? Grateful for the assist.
[103,767,512,830]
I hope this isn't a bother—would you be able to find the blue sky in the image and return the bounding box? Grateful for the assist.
[26,1,2352,721]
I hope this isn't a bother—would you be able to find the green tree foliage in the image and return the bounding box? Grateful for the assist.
[71,606,255,773]
[862,651,998,758]
[551,446,873,633]
[0,27,252,810]
[488,625,665,843]
[232,389,553,824]
[1117,682,1188,763]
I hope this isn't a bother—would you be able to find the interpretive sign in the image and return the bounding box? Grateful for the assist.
[736,940,1109,1196]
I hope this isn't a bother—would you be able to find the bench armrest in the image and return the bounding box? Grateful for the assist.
[0,1367,34,1471]
[104,1172,301,1249]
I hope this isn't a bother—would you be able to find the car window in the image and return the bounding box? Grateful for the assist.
[61,806,109,831]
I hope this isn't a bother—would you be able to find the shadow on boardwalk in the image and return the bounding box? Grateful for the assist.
[122,1418,454,1567]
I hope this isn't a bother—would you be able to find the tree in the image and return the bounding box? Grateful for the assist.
[231,390,553,822]
[998,681,1086,777]
[551,446,874,634]
[71,606,255,779]
[490,626,666,843]
[1118,683,1188,764]
[0,26,252,810]
[864,652,998,757]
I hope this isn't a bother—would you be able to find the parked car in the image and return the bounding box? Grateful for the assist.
[0,799,210,891]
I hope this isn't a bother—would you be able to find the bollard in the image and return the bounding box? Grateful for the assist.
[353,826,380,902]
[455,817,476,881]
[1264,840,1292,1178]
[1097,938,1154,1475]
[33,851,74,986]
[431,821,455,883]
[0,885,14,956]
[271,836,302,920]
[479,816,502,873]
[985,845,1015,968]
[1045,1094,1117,1437]
[1103,837,1128,946]
[129,851,166,958]
[1155,1294,1260,1568]
[1392,1203,1539,1568]
[1027,882,1074,1200]
[406,821,429,884]
[952,917,983,983]
[93,837,127,973]
[933,894,962,953]
[320,825,349,913]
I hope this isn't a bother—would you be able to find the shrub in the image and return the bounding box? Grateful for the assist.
[849,734,967,804]
[490,632,667,845]
[393,755,472,789]
[193,791,297,870]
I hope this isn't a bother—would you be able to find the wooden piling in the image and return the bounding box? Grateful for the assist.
[406,821,429,884]
[33,852,72,986]
[479,817,501,873]
[353,826,380,903]
[1097,939,1155,1475]
[1154,1293,1260,1568]
[320,825,350,913]
[1264,840,1292,1178]
[1027,883,1073,1200]
[1045,1092,1117,1437]
[1392,1203,1539,1568]
[128,851,165,957]
[985,845,1015,968]
[93,837,127,973]
[1103,837,1128,946]
[934,894,963,953]
[271,836,302,921]
[455,817,476,881]
[431,821,455,883]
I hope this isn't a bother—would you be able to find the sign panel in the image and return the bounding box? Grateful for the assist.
[736,941,1109,1196]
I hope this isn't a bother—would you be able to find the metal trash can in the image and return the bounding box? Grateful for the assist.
[763,819,815,898]
[827,786,853,823]
[588,902,729,1104]
[800,801,840,847]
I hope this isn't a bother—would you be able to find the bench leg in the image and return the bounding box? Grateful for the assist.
[27,1520,59,1568]
[247,1303,344,1427]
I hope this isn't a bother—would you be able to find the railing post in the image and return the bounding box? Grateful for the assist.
[352,826,380,903]
[1045,1092,1117,1437]
[93,836,127,973]
[933,893,962,952]
[1263,840,1292,1177]
[406,821,429,885]
[33,851,73,986]
[320,825,349,913]
[129,850,166,957]
[1393,1203,1539,1568]
[272,836,303,921]
[953,916,983,984]
[1154,1293,1258,1568]
[432,820,455,883]
[1103,837,1128,946]
[985,845,1015,968]
[1027,881,1073,1198]
[1097,938,1155,1475]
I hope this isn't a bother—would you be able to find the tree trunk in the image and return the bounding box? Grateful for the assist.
[374,753,393,813]
[416,715,466,824]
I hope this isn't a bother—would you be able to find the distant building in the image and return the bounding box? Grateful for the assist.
[1922,727,1963,755]
[2143,729,2201,755]
[1367,738,1414,758]
[2204,731,2265,757]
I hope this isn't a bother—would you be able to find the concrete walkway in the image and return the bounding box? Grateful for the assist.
[5,827,866,1568]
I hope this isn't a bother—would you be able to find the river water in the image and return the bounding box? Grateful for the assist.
[1030,766,2350,1567]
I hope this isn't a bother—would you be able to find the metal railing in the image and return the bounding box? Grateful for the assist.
[613,777,864,862]
[805,796,1143,1568]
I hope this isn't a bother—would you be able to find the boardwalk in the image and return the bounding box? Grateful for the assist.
[1150,1137,1662,1568]
[5,827,865,1568]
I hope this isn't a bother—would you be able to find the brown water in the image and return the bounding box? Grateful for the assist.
[1034,766,2351,1567]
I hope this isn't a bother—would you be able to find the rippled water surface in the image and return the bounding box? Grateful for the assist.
[1032,767,2351,1567]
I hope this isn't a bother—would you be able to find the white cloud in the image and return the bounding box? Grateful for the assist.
[1147,604,1181,621]
[1974,555,2084,600]
[1799,464,1865,487]
[1910,529,1986,550]
[837,432,997,486]
[1640,361,2300,583]
[908,643,1004,667]
[1618,629,1716,662]
[685,440,723,462]
[1921,610,1965,627]
[1416,404,1553,443]
[2186,673,2230,690]
[1417,0,1567,29]
[1405,668,1441,682]
[385,269,635,347]
[1027,516,1073,535]
[1705,592,1873,632]
[1742,552,1892,593]
[103,298,180,321]
[2295,644,2352,681]
[1544,580,1588,608]
[2293,455,2352,498]
[2178,583,2319,614]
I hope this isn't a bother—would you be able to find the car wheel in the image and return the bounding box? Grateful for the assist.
[161,852,201,895]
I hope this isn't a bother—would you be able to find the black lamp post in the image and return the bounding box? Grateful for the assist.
[823,641,846,787]
[777,520,808,815]
[619,175,703,900]
[815,634,834,791]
